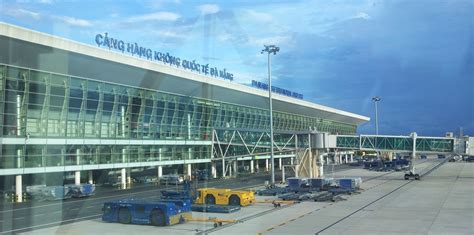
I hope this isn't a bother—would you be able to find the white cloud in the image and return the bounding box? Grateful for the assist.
[354,12,371,20]
[38,0,54,4]
[216,33,233,43]
[198,4,220,15]
[55,16,92,27]
[147,0,182,9]
[109,12,119,18]
[151,30,185,39]
[250,35,291,47]
[4,8,41,20]
[243,10,273,23]
[127,12,181,23]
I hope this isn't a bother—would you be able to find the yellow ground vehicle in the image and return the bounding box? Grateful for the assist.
[194,188,255,206]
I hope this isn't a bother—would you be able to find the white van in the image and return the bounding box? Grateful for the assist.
[159,175,184,185]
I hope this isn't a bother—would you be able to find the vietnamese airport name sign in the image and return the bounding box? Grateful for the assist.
[251,80,303,99]
[95,33,234,81]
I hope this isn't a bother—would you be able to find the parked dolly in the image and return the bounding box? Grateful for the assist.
[256,187,288,196]
[65,184,95,198]
[328,177,362,195]
[404,172,420,180]
[102,199,192,226]
[26,184,95,201]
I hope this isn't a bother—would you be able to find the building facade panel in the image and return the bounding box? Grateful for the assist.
[0,23,369,175]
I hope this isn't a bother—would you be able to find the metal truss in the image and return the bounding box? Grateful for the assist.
[212,128,297,160]
[211,128,299,177]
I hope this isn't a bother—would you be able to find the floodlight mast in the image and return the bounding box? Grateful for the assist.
[372,96,381,159]
[261,45,279,185]
[372,96,381,136]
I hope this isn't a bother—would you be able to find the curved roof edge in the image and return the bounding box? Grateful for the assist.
[0,22,370,125]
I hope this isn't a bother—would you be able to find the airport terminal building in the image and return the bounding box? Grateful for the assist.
[0,23,369,192]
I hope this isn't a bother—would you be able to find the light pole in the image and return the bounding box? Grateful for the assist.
[261,45,279,185]
[372,96,381,135]
[372,96,381,159]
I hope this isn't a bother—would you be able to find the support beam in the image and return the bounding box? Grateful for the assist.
[122,148,127,163]
[410,132,417,174]
[350,154,354,162]
[76,149,81,165]
[121,168,126,189]
[16,149,22,168]
[88,170,93,184]
[75,171,81,185]
[211,162,217,178]
[319,155,324,177]
[282,166,286,183]
[127,168,131,184]
[233,160,238,177]
[290,157,294,165]
[15,175,22,203]
[265,159,269,172]
[158,166,163,178]
[186,147,193,180]
[222,156,225,178]
[16,95,22,136]
[308,134,313,178]
[255,160,260,172]
[250,160,254,173]
[279,158,282,170]
[186,164,192,178]
[187,114,191,139]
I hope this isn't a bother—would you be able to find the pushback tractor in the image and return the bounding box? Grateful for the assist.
[102,199,192,226]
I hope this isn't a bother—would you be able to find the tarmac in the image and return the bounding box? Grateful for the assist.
[15,159,474,235]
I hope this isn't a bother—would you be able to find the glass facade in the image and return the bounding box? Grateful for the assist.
[0,64,357,170]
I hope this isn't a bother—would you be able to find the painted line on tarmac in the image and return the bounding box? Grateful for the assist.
[261,208,321,233]
[0,214,102,234]
[13,217,25,220]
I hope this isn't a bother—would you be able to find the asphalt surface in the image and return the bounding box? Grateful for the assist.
[0,165,354,234]
[0,164,354,234]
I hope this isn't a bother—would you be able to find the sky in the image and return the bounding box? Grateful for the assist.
[1,0,473,137]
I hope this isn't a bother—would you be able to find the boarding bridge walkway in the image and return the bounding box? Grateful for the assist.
[334,134,454,153]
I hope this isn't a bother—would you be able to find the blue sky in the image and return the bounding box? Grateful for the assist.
[1,0,473,136]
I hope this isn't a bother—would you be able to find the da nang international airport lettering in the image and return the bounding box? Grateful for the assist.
[95,33,234,81]
[251,80,303,99]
